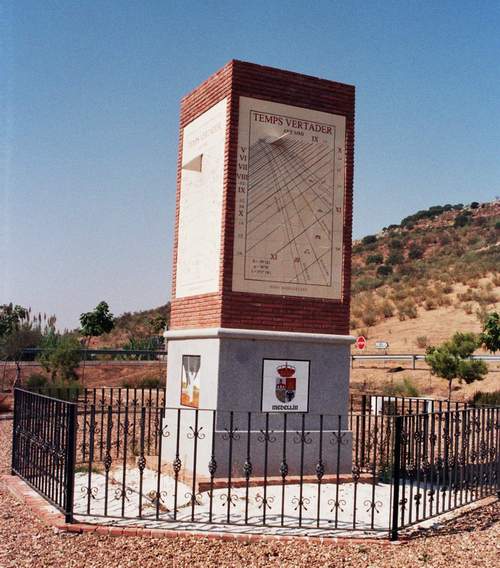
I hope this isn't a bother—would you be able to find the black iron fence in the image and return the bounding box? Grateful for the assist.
[11,387,499,540]
[11,389,77,522]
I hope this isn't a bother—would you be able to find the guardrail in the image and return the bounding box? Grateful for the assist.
[351,354,500,369]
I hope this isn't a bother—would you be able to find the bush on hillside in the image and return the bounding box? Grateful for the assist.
[416,336,428,349]
[366,253,383,265]
[408,245,424,260]
[377,265,393,277]
[362,235,377,245]
[454,214,471,228]
[387,251,404,265]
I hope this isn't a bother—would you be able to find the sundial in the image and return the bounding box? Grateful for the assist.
[232,97,346,300]
[164,61,355,478]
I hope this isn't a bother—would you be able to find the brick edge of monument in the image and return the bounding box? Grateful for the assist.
[170,60,355,335]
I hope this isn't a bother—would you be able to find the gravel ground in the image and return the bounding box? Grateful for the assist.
[0,421,498,568]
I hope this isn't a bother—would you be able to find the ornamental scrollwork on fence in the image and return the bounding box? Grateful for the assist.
[330,431,348,447]
[364,499,382,514]
[114,487,132,501]
[184,491,203,506]
[155,418,170,439]
[220,493,238,508]
[294,431,312,445]
[255,493,274,510]
[187,425,205,440]
[222,427,240,441]
[291,496,310,511]
[81,486,98,499]
[147,490,168,508]
[258,429,276,443]
[328,498,346,513]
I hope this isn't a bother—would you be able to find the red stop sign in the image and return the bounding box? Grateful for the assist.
[355,336,367,350]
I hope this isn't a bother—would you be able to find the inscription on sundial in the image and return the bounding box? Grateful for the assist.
[232,97,346,299]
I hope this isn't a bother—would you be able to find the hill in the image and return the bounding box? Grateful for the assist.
[350,200,499,340]
[91,304,170,348]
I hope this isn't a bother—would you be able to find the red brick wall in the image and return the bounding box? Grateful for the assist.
[170,60,354,334]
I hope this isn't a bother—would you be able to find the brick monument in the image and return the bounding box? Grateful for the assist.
[163,60,355,477]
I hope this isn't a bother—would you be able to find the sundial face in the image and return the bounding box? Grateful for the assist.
[232,97,346,300]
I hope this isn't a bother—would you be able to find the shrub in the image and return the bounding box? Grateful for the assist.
[362,235,377,245]
[366,253,383,265]
[470,390,500,407]
[361,309,378,327]
[408,245,424,260]
[122,376,163,388]
[377,265,393,277]
[37,332,81,382]
[424,298,437,311]
[476,305,490,325]
[352,277,383,294]
[358,328,370,340]
[397,299,418,321]
[26,373,48,389]
[383,377,421,397]
[387,251,404,266]
[463,303,473,315]
[495,220,500,230]
[454,214,470,228]
[437,295,452,307]
[389,238,403,250]
[470,201,480,209]
[416,336,428,349]
[381,300,395,318]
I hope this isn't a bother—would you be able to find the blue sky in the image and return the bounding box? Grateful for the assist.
[2,1,499,329]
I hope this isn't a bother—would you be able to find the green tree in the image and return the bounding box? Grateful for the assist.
[0,304,28,339]
[480,312,499,353]
[38,332,81,383]
[79,301,115,385]
[425,332,487,400]
[80,301,115,339]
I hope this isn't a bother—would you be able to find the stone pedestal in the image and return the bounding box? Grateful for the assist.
[162,328,353,479]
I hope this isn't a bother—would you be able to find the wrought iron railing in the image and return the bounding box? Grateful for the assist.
[11,388,77,522]
[10,388,499,540]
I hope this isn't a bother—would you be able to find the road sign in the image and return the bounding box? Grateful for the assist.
[375,341,389,350]
[355,336,367,350]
